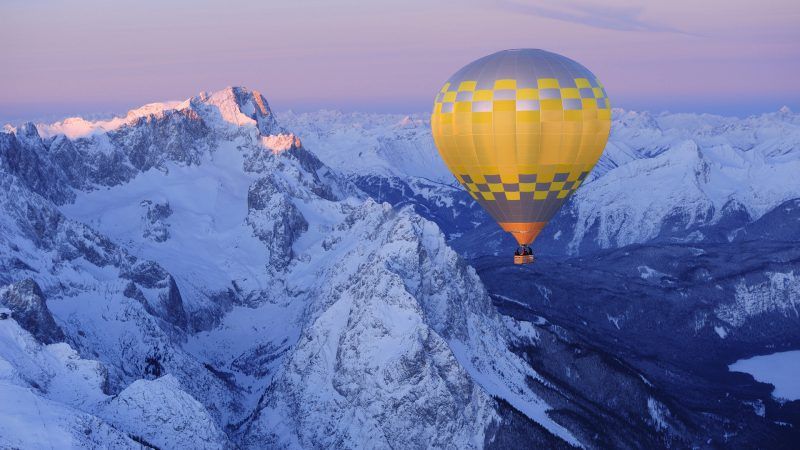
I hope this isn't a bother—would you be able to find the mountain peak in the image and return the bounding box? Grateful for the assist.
[34,87,282,139]
[195,86,280,135]
[779,105,792,114]
[17,122,41,140]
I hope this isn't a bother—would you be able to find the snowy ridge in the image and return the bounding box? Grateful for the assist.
[245,200,579,447]
[98,375,227,450]
[5,86,796,448]
[34,87,282,140]
[36,101,185,139]
[0,309,229,449]
[1,87,582,448]
[566,109,800,251]
[278,110,449,183]
[281,108,800,254]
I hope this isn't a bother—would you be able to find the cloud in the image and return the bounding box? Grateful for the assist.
[495,0,688,34]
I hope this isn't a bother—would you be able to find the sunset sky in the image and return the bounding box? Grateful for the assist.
[1,0,798,122]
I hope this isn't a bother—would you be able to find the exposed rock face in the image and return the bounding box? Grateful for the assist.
[246,176,308,271]
[0,124,76,204]
[0,279,65,344]
[140,199,172,242]
[109,108,212,173]
[121,260,188,331]
[198,87,282,136]
[239,199,586,449]
[0,160,238,421]
[278,106,800,447]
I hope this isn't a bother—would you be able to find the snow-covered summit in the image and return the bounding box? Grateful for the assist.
[36,101,184,139]
[194,86,281,135]
[0,87,592,448]
[34,86,281,140]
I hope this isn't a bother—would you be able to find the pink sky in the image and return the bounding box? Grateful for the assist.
[1,0,798,122]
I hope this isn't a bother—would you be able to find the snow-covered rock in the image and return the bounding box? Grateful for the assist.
[0,308,230,449]
[0,382,138,450]
[3,86,797,448]
[277,110,448,183]
[98,374,229,450]
[242,201,578,448]
[281,108,800,255]
[1,87,586,448]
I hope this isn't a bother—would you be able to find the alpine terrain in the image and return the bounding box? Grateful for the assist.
[1,88,798,449]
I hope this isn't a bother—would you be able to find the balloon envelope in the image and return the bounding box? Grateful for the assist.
[431,49,611,246]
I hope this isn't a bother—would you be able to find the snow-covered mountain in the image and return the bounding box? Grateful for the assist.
[281,106,800,327]
[276,110,449,183]
[279,107,800,255]
[277,111,483,240]
[281,106,800,447]
[1,87,622,449]
[2,88,798,449]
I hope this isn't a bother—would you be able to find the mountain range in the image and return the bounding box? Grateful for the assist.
[1,87,798,449]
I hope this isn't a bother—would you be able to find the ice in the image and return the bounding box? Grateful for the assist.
[729,350,800,401]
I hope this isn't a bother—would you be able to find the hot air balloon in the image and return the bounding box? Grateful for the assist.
[430,49,611,264]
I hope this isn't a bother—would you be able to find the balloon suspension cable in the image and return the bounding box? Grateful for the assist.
[513,245,535,264]
[514,245,533,255]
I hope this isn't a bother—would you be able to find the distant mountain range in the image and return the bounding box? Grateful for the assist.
[279,106,800,255]
[1,88,798,449]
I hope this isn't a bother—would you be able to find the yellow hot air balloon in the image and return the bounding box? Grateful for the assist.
[431,49,611,264]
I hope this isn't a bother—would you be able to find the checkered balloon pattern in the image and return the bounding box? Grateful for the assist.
[431,49,611,245]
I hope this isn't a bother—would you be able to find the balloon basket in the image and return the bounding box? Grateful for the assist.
[513,254,535,265]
